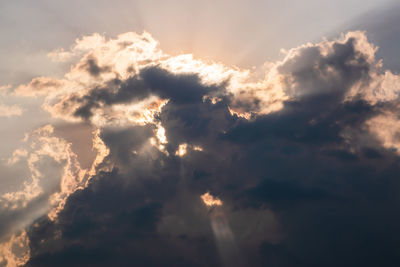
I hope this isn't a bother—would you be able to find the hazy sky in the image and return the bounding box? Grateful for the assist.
[1,1,400,266]
[0,0,397,85]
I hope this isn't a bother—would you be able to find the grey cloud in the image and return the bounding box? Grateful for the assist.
[279,36,371,100]
[70,66,224,121]
[78,57,112,78]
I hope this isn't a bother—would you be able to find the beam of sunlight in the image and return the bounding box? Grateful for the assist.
[201,193,245,267]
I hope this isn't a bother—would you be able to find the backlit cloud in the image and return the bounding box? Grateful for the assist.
[0,231,30,267]
[201,192,223,207]
[2,29,400,267]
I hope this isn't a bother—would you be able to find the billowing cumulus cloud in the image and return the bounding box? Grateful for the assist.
[0,124,109,266]
[14,32,287,126]
[1,30,400,266]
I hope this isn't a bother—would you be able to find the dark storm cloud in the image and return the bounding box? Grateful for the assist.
[71,66,223,120]
[26,129,221,267]
[23,32,400,267]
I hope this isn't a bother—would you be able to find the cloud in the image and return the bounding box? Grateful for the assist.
[0,231,30,267]
[47,33,106,63]
[2,30,400,266]
[14,32,288,126]
[200,192,223,207]
[0,124,108,265]
[0,85,12,96]
[14,77,65,97]
[0,104,23,118]
[366,108,400,153]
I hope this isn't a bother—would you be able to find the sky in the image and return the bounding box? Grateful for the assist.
[1,1,400,266]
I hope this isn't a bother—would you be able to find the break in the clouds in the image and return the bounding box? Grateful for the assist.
[1,29,400,267]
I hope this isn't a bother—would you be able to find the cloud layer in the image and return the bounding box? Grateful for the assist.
[1,30,400,266]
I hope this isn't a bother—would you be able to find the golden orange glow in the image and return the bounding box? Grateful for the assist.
[0,231,30,267]
[175,144,204,157]
[156,125,167,144]
[175,143,188,157]
[228,106,252,120]
[88,128,111,177]
[201,192,223,207]
[149,124,169,155]
[49,128,111,220]
[193,146,203,151]
[15,31,291,127]
[1,124,112,222]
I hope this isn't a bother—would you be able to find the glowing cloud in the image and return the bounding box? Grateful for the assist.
[201,192,223,207]
[0,231,30,267]
[5,29,400,266]
[14,31,290,126]
[175,144,204,157]
[175,143,188,157]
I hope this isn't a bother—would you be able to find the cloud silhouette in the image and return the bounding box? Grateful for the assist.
[1,30,400,267]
